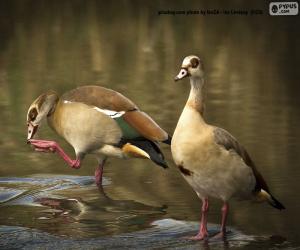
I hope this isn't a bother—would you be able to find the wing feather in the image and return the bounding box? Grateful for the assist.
[213,127,269,193]
[62,85,169,142]
[123,111,168,142]
[62,85,137,112]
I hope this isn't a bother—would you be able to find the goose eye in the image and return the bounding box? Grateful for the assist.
[190,58,199,68]
[29,108,38,121]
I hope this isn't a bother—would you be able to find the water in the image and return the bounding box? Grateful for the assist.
[0,1,299,249]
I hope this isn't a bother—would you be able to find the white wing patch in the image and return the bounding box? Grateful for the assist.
[93,107,125,118]
[63,100,125,118]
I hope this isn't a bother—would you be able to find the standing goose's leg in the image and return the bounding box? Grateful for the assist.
[190,198,209,240]
[220,202,229,235]
[95,158,107,187]
[212,202,229,239]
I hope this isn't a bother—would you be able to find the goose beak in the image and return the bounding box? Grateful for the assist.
[27,123,38,141]
[174,68,189,81]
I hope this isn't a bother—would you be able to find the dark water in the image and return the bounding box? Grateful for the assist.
[0,1,299,249]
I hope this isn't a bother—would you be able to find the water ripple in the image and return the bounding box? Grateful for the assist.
[0,175,102,206]
[0,219,291,250]
[0,176,292,249]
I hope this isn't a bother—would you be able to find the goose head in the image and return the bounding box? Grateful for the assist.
[27,91,59,140]
[174,55,204,81]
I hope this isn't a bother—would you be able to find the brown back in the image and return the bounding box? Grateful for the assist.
[62,85,137,112]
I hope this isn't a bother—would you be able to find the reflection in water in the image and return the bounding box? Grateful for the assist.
[0,0,299,249]
[0,217,291,249]
[0,175,166,238]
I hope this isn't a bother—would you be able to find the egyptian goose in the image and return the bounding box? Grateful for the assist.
[171,55,285,240]
[27,85,171,187]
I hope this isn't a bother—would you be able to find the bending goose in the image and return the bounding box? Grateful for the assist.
[171,55,285,240]
[27,85,171,187]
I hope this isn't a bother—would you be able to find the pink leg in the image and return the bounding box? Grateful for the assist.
[95,159,106,187]
[220,202,229,234]
[28,139,81,169]
[190,198,209,240]
[213,202,229,239]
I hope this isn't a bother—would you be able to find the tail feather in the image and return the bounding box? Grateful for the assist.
[121,138,168,168]
[257,189,285,210]
[162,135,172,145]
[269,194,285,210]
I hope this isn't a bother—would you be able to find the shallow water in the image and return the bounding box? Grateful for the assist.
[0,176,291,249]
[0,1,300,249]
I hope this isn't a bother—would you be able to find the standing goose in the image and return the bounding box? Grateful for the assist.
[27,85,171,187]
[171,55,285,240]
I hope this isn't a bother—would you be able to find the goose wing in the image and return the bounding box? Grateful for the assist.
[62,85,170,142]
[213,127,269,193]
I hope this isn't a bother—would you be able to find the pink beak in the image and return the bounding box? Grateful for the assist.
[27,123,38,141]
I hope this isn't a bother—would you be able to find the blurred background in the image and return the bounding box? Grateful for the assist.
[0,0,299,248]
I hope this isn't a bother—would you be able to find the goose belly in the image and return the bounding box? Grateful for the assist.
[48,101,123,155]
[172,138,256,201]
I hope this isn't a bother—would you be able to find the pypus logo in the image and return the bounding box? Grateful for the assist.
[269,2,299,15]
[271,4,279,13]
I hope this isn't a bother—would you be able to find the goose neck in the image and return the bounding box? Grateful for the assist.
[187,77,205,115]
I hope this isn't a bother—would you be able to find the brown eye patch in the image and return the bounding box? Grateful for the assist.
[190,58,199,68]
[28,108,38,121]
